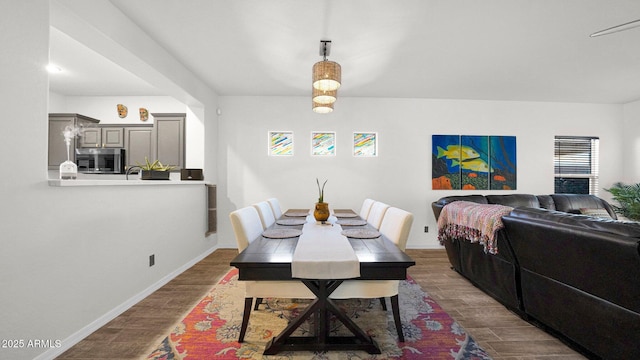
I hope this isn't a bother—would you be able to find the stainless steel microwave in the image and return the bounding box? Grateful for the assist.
[75,148,125,174]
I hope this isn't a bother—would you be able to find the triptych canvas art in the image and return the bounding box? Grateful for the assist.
[432,135,517,190]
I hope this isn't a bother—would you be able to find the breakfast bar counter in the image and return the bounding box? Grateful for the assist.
[48,179,207,187]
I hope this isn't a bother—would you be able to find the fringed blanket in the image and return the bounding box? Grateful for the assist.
[437,201,513,254]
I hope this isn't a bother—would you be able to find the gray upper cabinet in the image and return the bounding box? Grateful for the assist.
[102,127,125,148]
[78,127,101,148]
[79,127,125,148]
[152,113,185,170]
[124,125,153,168]
[48,113,100,169]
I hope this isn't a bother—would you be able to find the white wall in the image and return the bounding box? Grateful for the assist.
[55,95,183,124]
[217,96,624,249]
[622,99,640,182]
[0,2,219,359]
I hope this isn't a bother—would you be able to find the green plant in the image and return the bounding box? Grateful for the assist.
[316,178,328,203]
[137,157,175,171]
[604,182,640,221]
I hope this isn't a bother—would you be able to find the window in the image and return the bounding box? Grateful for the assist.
[554,136,599,195]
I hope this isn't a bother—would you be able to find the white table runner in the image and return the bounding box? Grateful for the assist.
[291,215,360,279]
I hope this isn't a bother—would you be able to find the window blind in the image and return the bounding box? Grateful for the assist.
[554,136,599,195]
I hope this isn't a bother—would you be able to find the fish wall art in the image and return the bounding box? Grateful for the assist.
[432,135,516,190]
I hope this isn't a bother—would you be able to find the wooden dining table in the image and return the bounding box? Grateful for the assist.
[230,209,415,355]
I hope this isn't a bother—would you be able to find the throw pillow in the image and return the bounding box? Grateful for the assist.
[615,215,637,223]
[579,208,612,219]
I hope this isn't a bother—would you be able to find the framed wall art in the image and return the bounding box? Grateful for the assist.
[268,131,294,156]
[353,132,378,157]
[311,131,336,156]
[432,134,517,190]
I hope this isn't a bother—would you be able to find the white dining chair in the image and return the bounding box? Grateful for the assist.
[367,201,390,229]
[229,206,314,342]
[267,197,283,219]
[330,206,414,342]
[253,201,276,229]
[359,198,375,219]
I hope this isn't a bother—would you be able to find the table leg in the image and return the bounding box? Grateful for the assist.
[263,279,381,355]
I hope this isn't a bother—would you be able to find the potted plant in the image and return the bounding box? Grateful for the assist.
[604,182,640,221]
[314,178,330,223]
[137,157,175,180]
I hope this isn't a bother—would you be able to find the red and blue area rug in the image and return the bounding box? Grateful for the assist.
[146,268,492,359]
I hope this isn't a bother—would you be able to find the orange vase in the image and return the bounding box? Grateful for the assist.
[314,202,330,223]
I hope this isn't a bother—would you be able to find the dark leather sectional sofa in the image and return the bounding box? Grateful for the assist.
[431,194,640,360]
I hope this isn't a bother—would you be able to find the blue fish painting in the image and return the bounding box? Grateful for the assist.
[432,134,516,190]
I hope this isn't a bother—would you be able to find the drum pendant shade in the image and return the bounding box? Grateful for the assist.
[312,60,341,91]
[312,100,334,113]
[312,87,337,105]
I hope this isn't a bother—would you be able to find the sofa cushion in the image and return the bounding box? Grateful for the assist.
[509,207,640,238]
[536,195,556,210]
[486,194,540,208]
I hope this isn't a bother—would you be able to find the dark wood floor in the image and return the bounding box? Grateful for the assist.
[56,249,585,359]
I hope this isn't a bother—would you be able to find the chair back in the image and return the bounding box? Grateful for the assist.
[367,201,390,229]
[379,207,414,251]
[229,206,264,252]
[253,201,276,229]
[359,198,375,219]
[267,198,283,219]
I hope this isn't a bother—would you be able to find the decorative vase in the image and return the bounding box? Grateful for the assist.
[314,202,330,223]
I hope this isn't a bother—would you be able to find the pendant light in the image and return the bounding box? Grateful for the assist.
[312,100,334,114]
[312,40,341,91]
[312,87,337,105]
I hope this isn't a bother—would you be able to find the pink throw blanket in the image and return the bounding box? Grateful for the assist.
[437,201,513,254]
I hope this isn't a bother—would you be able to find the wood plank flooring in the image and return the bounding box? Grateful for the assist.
[56,249,586,359]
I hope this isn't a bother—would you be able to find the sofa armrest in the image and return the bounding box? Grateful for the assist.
[503,209,640,312]
[431,194,488,220]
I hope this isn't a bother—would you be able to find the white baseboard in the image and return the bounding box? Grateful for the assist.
[34,245,219,360]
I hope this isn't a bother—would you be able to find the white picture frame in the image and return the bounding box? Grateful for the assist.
[311,131,336,156]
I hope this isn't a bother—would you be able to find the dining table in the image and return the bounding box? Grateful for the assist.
[230,208,415,355]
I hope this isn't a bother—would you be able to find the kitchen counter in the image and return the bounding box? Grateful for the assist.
[49,179,207,186]
[47,171,208,187]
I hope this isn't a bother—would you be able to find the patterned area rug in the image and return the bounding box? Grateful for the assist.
[146,269,492,359]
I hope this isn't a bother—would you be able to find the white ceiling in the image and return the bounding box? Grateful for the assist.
[48,0,640,104]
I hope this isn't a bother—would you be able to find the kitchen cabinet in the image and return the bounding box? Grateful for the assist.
[48,113,100,169]
[124,125,153,167]
[79,127,124,148]
[152,113,185,170]
[49,113,186,172]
